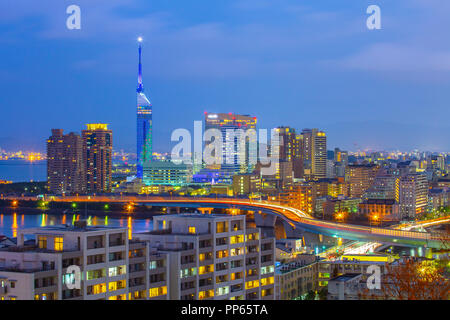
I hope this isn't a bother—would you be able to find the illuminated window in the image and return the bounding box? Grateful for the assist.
[215,286,229,296]
[198,289,214,300]
[149,286,167,298]
[260,276,274,286]
[245,280,259,289]
[199,265,214,275]
[188,226,196,234]
[38,236,47,249]
[230,235,244,244]
[54,237,64,251]
[110,280,126,292]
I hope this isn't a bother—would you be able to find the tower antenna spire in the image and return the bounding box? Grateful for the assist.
[137,37,143,93]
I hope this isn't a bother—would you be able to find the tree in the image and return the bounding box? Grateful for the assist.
[378,257,449,300]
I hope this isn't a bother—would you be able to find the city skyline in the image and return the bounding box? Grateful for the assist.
[0,1,449,153]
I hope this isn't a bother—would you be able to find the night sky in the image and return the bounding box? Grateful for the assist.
[0,0,449,153]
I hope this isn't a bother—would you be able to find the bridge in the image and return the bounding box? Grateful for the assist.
[39,195,449,249]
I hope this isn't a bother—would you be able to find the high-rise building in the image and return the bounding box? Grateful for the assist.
[204,113,257,174]
[136,39,153,179]
[82,124,113,193]
[395,174,428,219]
[300,129,327,180]
[47,129,85,194]
[275,127,303,179]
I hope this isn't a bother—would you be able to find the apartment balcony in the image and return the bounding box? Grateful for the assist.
[35,285,58,296]
[180,287,196,296]
[129,256,146,264]
[261,294,274,300]
[129,270,146,278]
[149,280,166,288]
[109,239,126,247]
[129,283,146,292]
[149,267,166,275]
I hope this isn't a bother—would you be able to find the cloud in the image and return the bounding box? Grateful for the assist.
[333,43,450,72]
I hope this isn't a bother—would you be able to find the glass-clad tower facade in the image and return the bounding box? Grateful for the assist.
[136,40,152,178]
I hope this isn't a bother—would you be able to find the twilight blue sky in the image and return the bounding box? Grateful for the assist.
[0,0,449,153]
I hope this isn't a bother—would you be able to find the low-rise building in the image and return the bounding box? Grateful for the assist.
[275,254,318,300]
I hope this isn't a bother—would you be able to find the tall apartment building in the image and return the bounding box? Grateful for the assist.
[82,124,113,193]
[47,129,85,194]
[275,127,303,179]
[204,113,257,174]
[395,174,428,219]
[300,129,327,180]
[345,164,379,198]
[134,213,275,300]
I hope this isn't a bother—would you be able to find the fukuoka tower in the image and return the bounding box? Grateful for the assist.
[136,37,152,178]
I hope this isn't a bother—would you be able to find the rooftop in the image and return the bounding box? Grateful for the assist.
[329,273,362,282]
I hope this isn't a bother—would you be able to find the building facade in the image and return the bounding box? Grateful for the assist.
[82,124,113,193]
[47,129,85,194]
[134,214,276,300]
[395,174,428,219]
[204,113,257,174]
[300,129,327,180]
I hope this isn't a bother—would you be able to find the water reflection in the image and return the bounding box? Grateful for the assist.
[128,216,132,240]
[40,214,47,227]
[0,212,153,238]
[12,213,18,238]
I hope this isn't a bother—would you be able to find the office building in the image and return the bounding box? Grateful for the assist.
[82,124,113,193]
[143,161,192,186]
[204,113,257,174]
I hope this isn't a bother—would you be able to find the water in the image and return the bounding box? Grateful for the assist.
[0,160,47,182]
[0,212,153,239]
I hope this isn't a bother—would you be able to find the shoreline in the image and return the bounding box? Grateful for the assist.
[0,206,164,219]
